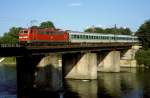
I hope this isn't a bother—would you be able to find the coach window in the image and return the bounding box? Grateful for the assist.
[90,36,92,39]
[106,36,108,40]
[103,36,105,40]
[110,37,113,40]
[80,35,82,39]
[96,36,98,39]
[79,35,82,39]
[86,35,88,39]
[76,35,79,39]
[83,35,85,39]
[73,35,76,39]
[104,36,106,40]
[99,36,102,40]
[93,36,95,39]
[71,35,74,38]
[105,36,107,40]
[102,36,104,40]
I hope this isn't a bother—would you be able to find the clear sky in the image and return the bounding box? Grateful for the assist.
[0,0,149,35]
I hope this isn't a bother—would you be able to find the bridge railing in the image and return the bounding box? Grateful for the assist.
[0,44,21,48]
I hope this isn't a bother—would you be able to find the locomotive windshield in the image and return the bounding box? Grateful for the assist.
[20,30,28,33]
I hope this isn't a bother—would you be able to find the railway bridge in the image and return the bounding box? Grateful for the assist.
[0,42,141,98]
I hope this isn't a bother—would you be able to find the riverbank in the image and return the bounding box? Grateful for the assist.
[1,57,16,65]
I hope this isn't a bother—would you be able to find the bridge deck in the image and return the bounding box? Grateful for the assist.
[0,42,138,57]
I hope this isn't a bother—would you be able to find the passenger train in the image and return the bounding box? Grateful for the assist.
[19,27,139,45]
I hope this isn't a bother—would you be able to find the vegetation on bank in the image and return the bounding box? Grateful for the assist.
[135,49,150,67]
[135,19,150,67]
[1,57,16,65]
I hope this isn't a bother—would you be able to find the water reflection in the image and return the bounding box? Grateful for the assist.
[1,65,150,98]
[66,68,143,98]
[65,80,97,98]
[98,72,142,98]
[0,65,16,97]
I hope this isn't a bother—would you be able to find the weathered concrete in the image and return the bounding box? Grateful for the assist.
[120,45,142,67]
[98,51,120,72]
[35,53,63,91]
[63,53,97,79]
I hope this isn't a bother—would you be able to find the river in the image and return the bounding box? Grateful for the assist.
[0,64,150,98]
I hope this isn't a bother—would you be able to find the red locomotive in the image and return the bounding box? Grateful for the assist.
[19,27,69,45]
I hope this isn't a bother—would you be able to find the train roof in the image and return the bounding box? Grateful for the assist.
[67,31,137,38]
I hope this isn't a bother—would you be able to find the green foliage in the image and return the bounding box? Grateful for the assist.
[0,27,21,44]
[135,49,150,67]
[136,19,150,49]
[84,27,104,33]
[84,27,132,35]
[39,21,55,28]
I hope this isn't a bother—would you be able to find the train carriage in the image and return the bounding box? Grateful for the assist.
[67,31,138,43]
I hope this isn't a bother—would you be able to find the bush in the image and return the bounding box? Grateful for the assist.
[135,49,150,67]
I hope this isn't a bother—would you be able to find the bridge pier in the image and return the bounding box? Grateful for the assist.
[120,45,141,67]
[16,53,63,98]
[98,51,120,72]
[63,53,97,79]
[35,53,63,91]
[16,55,44,98]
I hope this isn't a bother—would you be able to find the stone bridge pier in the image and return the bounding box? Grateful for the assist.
[97,51,120,72]
[16,53,63,98]
[63,53,97,79]
[120,45,141,67]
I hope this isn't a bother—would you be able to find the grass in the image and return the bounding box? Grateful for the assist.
[1,57,16,65]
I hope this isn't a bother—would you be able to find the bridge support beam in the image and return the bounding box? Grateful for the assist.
[63,53,97,79]
[98,51,120,72]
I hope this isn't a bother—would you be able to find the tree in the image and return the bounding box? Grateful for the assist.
[121,27,132,35]
[136,19,150,49]
[85,27,104,33]
[0,27,21,44]
[135,49,150,67]
[39,21,55,28]
[84,26,132,35]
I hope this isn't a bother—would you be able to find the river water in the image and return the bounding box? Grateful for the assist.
[0,65,150,98]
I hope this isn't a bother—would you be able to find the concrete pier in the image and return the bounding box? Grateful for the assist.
[63,53,97,79]
[16,55,44,98]
[35,53,63,91]
[120,45,141,67]
[98,51,120,72]
[16,53,63,97]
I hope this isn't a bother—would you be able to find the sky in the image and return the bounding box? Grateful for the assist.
[0,0,150,36]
